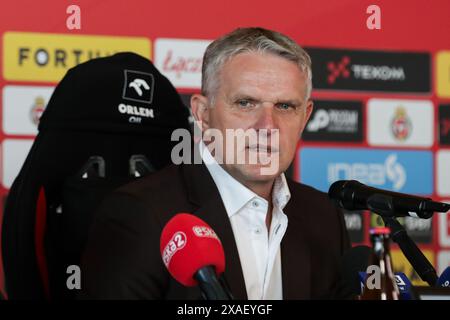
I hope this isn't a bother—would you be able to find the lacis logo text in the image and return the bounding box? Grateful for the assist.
[3,32,151,82]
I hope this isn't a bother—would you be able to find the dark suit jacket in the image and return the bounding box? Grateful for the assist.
[80,162,350,299]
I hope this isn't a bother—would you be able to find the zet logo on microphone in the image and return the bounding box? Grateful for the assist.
[299,148,433,195]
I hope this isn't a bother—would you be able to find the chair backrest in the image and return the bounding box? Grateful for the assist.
[1,52,191,300]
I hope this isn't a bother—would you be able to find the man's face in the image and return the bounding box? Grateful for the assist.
[195,52,312,186]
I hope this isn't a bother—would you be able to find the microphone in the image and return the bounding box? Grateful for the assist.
[395,273,413,300]
[357,272,413,300]
[382,216,438,286]
[339,246,414,300]
[328,180,450,219]
[437,267,450,288]
[160,213,231,300]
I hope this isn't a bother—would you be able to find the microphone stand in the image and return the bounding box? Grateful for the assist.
[380,215,438,286]
[194,266,233,300]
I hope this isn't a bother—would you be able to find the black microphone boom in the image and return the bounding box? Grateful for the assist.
[194,266,232,300]
[328,180,449,219]
[382,217,438,286]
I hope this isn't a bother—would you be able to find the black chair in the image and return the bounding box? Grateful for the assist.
[1,52,191,300]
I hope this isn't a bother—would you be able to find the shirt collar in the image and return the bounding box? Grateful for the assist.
[200,141,291,218]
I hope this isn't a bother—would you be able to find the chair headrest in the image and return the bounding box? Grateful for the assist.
[38,52,191,136]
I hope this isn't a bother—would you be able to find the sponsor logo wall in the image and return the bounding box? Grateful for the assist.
[296,46,449,273]
[0,26,449,288]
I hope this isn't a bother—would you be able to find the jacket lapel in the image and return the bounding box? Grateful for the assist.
[181,162,248,300]
[179,156,312,300]
[281,181,311,299]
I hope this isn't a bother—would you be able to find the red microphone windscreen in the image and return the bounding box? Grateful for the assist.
[160,213,225,286]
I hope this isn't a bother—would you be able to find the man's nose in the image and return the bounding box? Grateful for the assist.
[255,103,277,130]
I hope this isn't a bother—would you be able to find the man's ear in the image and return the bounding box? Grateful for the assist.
[190,94,210,132]
[301,99,314,132]
[305,99,313,122]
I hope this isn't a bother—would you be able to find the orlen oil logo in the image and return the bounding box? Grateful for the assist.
[3,32,151,82]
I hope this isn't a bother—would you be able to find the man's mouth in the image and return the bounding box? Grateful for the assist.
[246,145,279,153]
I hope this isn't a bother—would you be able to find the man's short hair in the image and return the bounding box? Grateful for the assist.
[201,27,312,102]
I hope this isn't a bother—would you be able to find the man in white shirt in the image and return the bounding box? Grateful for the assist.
[82,27,350,300]
[190,27,318,299]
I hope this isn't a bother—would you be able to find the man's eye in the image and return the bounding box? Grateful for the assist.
[237,100,252,108]
[277,103,293,110]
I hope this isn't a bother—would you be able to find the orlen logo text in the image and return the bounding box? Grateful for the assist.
[154,38,211,89]
[3,32,151,82]
[299,148,433,194]
[162,231,186,267]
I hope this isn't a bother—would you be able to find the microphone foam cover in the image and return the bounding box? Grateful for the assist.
[160,213,225,286]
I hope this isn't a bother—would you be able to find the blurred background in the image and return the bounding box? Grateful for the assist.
[0,0,449,296]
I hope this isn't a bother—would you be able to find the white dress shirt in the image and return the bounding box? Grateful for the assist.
[200,142,290,300]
